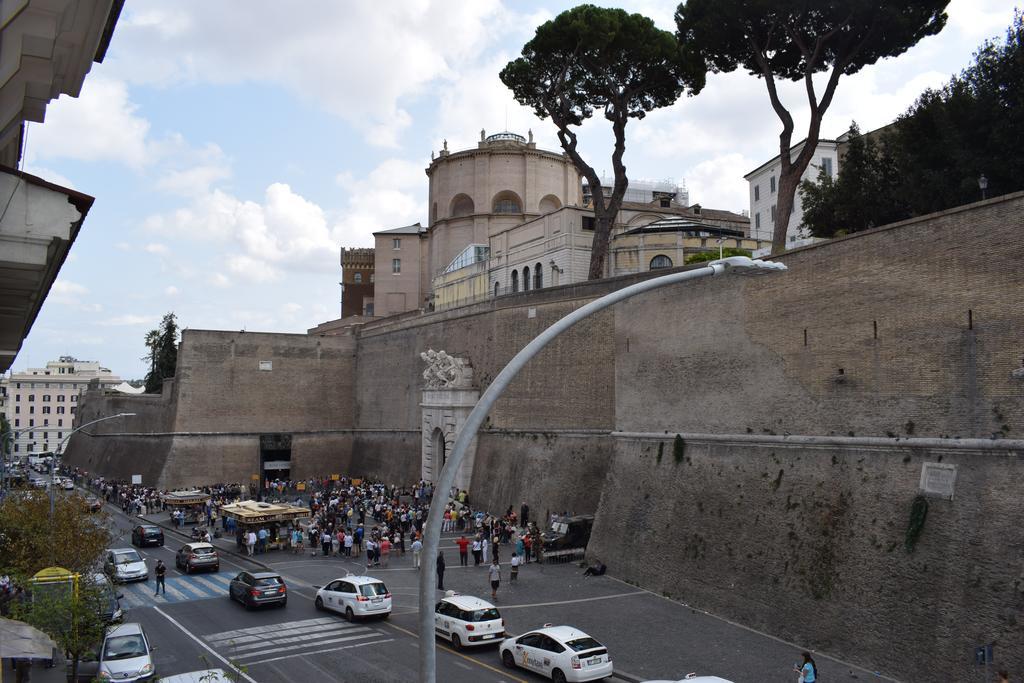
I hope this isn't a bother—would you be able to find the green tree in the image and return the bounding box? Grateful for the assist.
[1,412,10,455]
[143,312,179,393]
[684,247,752,264]
[676,0,949,254]
[13,582,110,683]
[0,491,111,578]
[501,5,706,279]
[799,122,903,237]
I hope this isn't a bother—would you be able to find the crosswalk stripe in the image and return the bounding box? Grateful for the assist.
[191,575,227,594]
[169,580,207,601]
[206,621,361,646]
[205,617,339,642]
[242,638,394,666]
[161,582,190,601]
[223,625,371,653]
[233,632,381,660]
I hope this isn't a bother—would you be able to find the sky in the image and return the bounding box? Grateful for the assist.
[12,0,1020,380]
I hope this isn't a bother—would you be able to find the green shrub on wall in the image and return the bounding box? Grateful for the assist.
[673,434,685,464]
[904,495,929,552]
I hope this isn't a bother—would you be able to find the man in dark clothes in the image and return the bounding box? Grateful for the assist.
[520,501,529,527]
[436,551,446,590]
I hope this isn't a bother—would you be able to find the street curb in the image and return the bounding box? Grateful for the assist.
[610,670,645,683]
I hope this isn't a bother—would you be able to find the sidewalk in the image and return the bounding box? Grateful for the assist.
[139,511,273,572]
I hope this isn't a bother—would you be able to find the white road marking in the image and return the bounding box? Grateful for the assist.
[152,606,259,683]
[204,617,339,642]
[234,632,381,660]
[160,582,190,601]
[209,621,364,647]
[495,591,645,610]
[242,638,394,666]
[190,575,226,594]
[226,626,372,653]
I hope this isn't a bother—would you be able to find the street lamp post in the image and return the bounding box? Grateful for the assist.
[49,412,136,518]
[979,174,988,200]
[416,256,787,682]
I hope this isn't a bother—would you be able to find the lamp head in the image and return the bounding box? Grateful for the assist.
[979,174,989,190]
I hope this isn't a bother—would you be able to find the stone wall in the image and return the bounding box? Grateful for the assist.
[587,434,1024,682]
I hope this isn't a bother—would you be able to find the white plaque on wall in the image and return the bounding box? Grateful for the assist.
[919,462,957,499]
[131,474,142,485]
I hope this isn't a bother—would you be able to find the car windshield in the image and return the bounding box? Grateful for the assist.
[191,547,215,555]
[467,607,501,622]
[359,583,388,597]
[103,634,147,660]
[551,522,568,534]
[253,577,282,587]
[115,551,142,564]
[565,637,602,652]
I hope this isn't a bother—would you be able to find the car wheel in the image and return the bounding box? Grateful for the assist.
[345,606,354,622]
[213,565,219,572]
[450,633,462,650]
[502,650,516,669]
[279,598,287,608]
[315,596,324,611]
[552,669,567,683]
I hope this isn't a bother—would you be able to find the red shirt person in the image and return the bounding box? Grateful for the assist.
[455,535,470,566]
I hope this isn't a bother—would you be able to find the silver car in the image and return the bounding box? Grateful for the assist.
[98,622,155,681]
[104,549,148,584]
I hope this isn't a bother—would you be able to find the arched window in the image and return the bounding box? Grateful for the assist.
[353,273,362,284]
[650,255,673,270]
[534,263,543,289]
[494,281,500,297]
[511,270,519,293]
[538,194,561,213]
[492,190,523,214]
[450,193,475,217]
[523,266,530,291]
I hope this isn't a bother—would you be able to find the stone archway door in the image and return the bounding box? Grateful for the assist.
[421,391,478,493]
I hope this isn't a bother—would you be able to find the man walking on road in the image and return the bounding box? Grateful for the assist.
[436,551,446,590]
[488,559,501,599]
[154,560,166,596]
[456,534,470,566]
[411,536,423,568]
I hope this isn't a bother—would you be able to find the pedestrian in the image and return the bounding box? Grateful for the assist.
[794,652,817,683]
[520,501,529,527]
[365,538,376,569]
[291,527,303,554]
[411,537,423,568]
[332,530,341,557]
[380,536,391,568]
[488,559,500,599]
[472,537,482,566]
[510,553,520,582]
[436,551,446,590]
[154,560,166,596]
[321,530,331,556]
[344,529,354,556]
[456,534,470,566]
[245,530,256,556]
[257,526,268,554]
[354,524,364,557]
[482,536,490,564]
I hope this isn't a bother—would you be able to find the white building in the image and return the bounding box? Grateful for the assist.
[583,177,689,209]
[0,357,122,456]
[744,138,840,248]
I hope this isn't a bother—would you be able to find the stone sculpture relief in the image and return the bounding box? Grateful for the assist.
[420,349,473,389]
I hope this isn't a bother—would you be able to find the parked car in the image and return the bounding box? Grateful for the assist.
[104,548,148,584]
[131,524,164,547]
[61,477,75,490]
[175,542,219,573]
[541,515,595,553]
[86,496,103,512]
[500,624,612,682]
[87,572,125,624]
[228,571,287,609]
[434,592,505,649]
[97,622,155,681]
[313,575,391,620]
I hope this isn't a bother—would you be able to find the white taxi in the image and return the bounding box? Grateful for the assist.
[313,575,391,620]
[500,624,612,682]
[434,592,505,649]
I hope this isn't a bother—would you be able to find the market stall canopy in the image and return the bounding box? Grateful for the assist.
[162,491,211,505]
[219,500,309,525]
[0,617,59,659]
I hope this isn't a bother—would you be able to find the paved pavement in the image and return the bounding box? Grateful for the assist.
[15,493,899,683]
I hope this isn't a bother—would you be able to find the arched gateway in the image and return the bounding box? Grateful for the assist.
[420,350,479,492]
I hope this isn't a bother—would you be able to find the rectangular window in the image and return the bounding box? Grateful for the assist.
[70,406,76,414]
[42,406,51,414]
[14,406,19,414]
[27,443,33,452]
[581,216,595,231]
[822,157,833,177]
[58,419,63,426]
[57,432,62,439]
[57,406,65,414]
[14,419,19,427]
[754,184,760,201]
[771,205,777,221]
[392,258,401,274]
[13,444,17,453]
[29,419,34,427]
[755,213,761,229]
[43,419,48,426]
[392,238,401,250]
[71,395,77,402]
[56,395,64,402]
[770,176,776,193]
[27,395,34,402]
[15,395,19,402]
[29,406,34,414]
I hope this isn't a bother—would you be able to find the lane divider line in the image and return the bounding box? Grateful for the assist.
[152,606,259,683]
[382,621,528,683]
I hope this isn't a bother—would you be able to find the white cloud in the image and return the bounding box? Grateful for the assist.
[209,273,231,288]
[49,280,89,305]
[164,286,179,296]
[27,76,151,168]
[21,166,77,190]
[100,314,158,327]
[108,0,505,147]
[686,153,757,213]
[143,243,168,254]
[332,159,426,247]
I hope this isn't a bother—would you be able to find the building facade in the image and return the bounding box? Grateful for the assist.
[0,357,121,456]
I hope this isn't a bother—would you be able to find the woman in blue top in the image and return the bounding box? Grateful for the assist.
[794,651,817,682]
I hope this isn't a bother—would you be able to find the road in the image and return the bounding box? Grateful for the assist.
[86,493,895,683]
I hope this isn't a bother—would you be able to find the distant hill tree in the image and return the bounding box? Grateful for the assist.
[685,248,752,264]
[143,312,179,394]
[676,0,949,254]
[501,4,706,279]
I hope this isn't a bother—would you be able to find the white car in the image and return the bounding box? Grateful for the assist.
[104,548,148,583]
[434,592,505,649]
[313,575,391,620]
[500,624,612,683]
[62,477,75,490]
